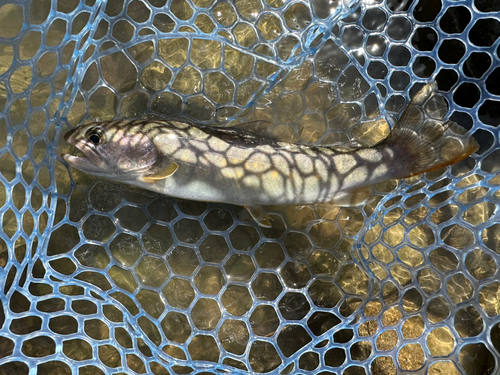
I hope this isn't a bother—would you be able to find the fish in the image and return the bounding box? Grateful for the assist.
[62,83,478,226]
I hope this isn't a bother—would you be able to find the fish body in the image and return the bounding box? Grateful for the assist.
[62,84,478,209]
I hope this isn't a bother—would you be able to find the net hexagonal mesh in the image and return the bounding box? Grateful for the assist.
[0,0,499,374]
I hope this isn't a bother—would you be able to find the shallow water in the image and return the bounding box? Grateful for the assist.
[0,0,499,374]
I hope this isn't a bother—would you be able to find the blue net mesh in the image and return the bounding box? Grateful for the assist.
[0,0,499,374]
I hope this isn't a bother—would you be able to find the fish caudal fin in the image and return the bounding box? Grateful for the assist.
[382,83,479,178]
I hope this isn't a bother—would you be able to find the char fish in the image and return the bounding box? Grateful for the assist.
[62,84,478,225]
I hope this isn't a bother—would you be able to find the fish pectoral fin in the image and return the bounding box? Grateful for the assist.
[141,162,179,182]
[244,205,273,228]
[329,186,374,207]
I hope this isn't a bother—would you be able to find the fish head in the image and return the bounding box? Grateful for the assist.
[62,121,158,179]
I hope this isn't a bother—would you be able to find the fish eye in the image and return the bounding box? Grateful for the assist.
[86,128,104,145]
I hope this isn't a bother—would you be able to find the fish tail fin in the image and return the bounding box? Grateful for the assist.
[381,83,479,178]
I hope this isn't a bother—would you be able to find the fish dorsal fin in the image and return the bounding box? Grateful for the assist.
[141,162,179,182]
[140,114,167,121]
[229,121,282,140]
[230,120,380,149]
[324,140,368,153]
[230,120,385,150]
[230,121,362,147]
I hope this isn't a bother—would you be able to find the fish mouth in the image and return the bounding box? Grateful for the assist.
[61,128,109,174]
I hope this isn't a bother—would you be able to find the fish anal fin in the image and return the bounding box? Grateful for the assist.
[141,162,179,182]
[328,186,374,207]
[244,205,273,228]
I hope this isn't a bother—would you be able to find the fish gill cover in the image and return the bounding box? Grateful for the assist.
[0,0,498,374]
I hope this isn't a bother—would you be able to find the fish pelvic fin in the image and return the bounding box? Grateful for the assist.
[381,83,479,179]
[328,186,374,207]
[244,205,273,228]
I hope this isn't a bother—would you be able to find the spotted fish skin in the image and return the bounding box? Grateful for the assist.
[133,120,398,206]
[62,84,478,207]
